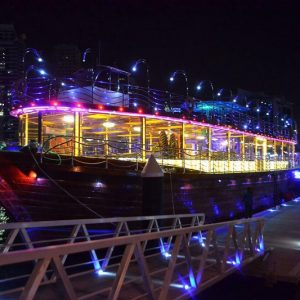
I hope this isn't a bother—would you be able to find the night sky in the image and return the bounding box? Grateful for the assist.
[1,1,300,113]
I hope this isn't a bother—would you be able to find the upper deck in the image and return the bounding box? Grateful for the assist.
[8,66,298,173]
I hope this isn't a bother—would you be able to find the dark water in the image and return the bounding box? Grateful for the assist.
[196,273,299,300]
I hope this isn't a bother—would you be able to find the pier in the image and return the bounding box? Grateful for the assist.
[1,200,300,298]
[0,212,264,299]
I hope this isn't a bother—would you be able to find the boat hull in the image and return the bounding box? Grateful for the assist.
[0,151,296,222]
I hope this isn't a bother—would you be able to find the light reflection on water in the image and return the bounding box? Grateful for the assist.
[0,206,9,242]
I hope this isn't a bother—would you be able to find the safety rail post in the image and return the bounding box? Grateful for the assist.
[182,150,186,174]
[135,153,139,171]
[105,140,109,169]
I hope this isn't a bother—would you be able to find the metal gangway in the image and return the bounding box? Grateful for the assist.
[0,213,264,300]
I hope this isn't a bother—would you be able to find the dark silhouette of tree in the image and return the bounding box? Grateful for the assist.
[159,131,169,158]
[169,133,178,159]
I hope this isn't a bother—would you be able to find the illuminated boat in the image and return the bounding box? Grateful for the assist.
[0,65,298,222]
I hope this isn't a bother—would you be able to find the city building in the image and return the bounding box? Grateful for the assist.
[0,24,24,142]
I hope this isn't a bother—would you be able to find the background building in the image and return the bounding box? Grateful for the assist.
[0,24,24,142]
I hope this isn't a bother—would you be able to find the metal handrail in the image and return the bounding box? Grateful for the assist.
[0,213,205,231]
[40,135,298,173]
[11,73,297,141]
[0,217,264,300]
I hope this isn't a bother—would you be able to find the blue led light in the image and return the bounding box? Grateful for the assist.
[96,270,116,277]
[192,235,206,247]
[196,85,201,90]
[258,239,264,252]
[93,259,101,272]
[213,204,220,216]
[268,208,277,212]
[39,69,47,75]
[293,170,300,179]
[189,273,196,288]
[162,251,171,258]
[235,252,241,265]
[132,66,137,72]
[37,57,43,62]
[170,77,174,82]
[94,181,105,188]
[97,269,104,276]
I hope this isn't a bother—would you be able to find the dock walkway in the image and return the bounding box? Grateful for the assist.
[246,199,300,283]
[0,214,264,299]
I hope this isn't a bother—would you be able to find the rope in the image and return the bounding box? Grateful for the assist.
[107,161,138,168]
[72,158,106,165]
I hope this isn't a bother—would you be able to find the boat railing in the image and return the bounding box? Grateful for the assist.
[0,217,264,299]
[11,75,297,141]
[39,135,298,173]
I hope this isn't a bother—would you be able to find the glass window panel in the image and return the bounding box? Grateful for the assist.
[27,112,38,143]
[145,118,182,159]
[81,113,141,158]
[42,112,74,155]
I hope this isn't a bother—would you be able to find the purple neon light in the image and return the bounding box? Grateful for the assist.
[10,105,296,144]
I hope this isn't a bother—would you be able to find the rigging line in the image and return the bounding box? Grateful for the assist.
[28,147,104,219]
[169,172,175,215]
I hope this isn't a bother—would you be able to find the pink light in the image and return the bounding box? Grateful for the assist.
[30,103,35,107]
[10,105,296,144]
[52,101,58,106]
[98,105,104,110]
[119,107,124,112]
[77,103,81,108]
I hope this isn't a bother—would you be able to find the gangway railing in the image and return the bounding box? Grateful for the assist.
[0,214,205,269]
[0,217,264,300]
